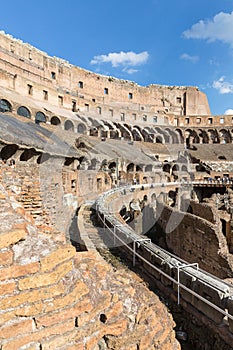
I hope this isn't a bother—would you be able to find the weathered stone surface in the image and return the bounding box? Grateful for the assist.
[18,260,73,290]
[0,228,27,249]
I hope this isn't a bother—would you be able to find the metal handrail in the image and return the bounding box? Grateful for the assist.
[96,184,233,323]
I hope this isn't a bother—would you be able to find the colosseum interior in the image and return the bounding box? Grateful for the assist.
[1,31,233,349]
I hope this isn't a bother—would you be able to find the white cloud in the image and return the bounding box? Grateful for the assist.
[180,53,199,63]
[224,108,233,115]
[213,76,233,94]
[183,11,233,47]
[90,51,149,68]
[122,67,138,74]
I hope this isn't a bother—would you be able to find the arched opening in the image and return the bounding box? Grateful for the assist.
[127,163,135,173]
[0,99,12,113]
[64,120,74,131]
[89,127,99,137]
[0,144,18,160]
[175,128,184,143]
[110,129,119,139]
[136,165,143,172]
[77,123,87,134]
[163,163,171,173]
[132,128,143,141]
[99,314,107,323]
[208,129,220,143]
[109,162,116,170]
[155,136,163,143]
[172,164,179,171]
[51,116,61,125]
[219,129,231,144]
[64,157,74,166]
[17,106,31,119]
[168,190,176,207]
[198,129,209,144]
[20,148,38,161]
[89,158,98,170]
[37,153,50,164]
[151,193,156,202]
[35,111,46,124]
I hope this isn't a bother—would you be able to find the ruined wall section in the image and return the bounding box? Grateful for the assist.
[0,161,77,236]
[156,201,233,279]
[0,31,211,123]
[0,179,180,350]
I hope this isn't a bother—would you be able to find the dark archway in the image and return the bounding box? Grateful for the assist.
[20,148,39,161]
[0,144,18,160]
[35,111,46,124]
[17,106,31,119]
[64,120,74,131]
[77,123,87,134]
[0,99,12,113]
[51,116,61,125]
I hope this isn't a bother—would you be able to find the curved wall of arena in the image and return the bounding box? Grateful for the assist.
[0,30,210,128]
[0,161,180,349]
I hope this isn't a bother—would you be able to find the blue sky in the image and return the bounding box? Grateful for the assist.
[1,0,233,115]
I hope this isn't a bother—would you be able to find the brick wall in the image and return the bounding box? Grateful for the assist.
[0,179,180,349]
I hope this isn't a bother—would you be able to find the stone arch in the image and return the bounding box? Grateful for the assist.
[184,128,199,146]
[35,111,46,124]
[0,144,18,160]
[0,99,12,113]
[108,161,117,170]
[77,122,87,134]
[117,123,132,140]
[89,127,99,137]
[17,106,31,119]
[163,162,171,174]
[20,148,39,161]
[197,129,209,144]
[51,116,61,125]
[141,127,154,142]
[151,193,156,202]
[110,129,119,139]
[127,163,135,173]
[154,127,170,143]
[207,129,220,143]
[100,125,109,139]
[181,164,188,172]
[88,158,99,170]
[168,190,176,206]
[64,120,74,131]
[132,128,143,141]
[219,129,231,144]
[142,176,149,184]
[37,153,50,164]
[165,128,179,144]
[175,128,184,143]
[77,156,90,170]
[136,164,143,172]
[155,134,164,143]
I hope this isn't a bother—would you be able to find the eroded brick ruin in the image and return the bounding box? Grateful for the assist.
[1,31,233,349]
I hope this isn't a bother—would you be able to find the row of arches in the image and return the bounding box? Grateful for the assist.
[177,128,233,145]
[0,99,47,124]
[2,97,233,145]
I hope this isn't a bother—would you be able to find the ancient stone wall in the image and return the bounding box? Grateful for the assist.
[156,201,233,279]
[0,31,210,123]
[0,176,180,349]
[0,161,77,235]
[182,199,216,223]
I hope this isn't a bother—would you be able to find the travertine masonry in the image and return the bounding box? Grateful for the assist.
[0,168,180,349]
